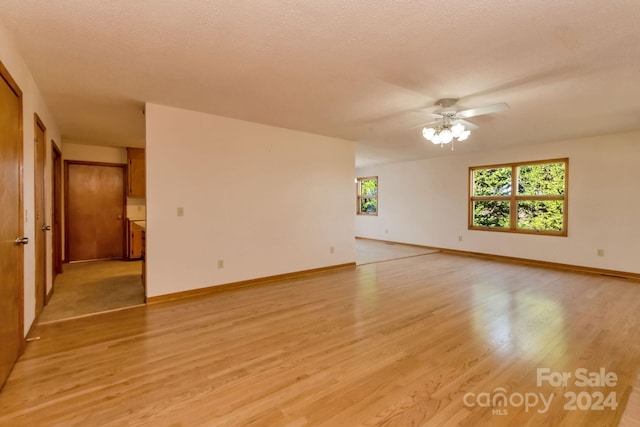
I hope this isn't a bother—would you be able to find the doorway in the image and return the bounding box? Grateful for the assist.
[0,61,24,389]
[39,160,144,323]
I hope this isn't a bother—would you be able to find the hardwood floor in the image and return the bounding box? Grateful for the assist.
[1,253,640,426]
[620,374,640,426]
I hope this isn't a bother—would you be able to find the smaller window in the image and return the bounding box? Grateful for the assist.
[357,176,378,215]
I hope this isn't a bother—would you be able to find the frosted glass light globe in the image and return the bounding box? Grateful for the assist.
[423,127,436,140]
[458,130,471,141]
[439,129,453,144]
[451,123,465,137]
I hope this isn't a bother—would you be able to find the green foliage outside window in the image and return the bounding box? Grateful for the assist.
[517,200,563,231]
[518,163,565,196]
[470,160,567,235]
[473,167,511,196]
[473,200,511,228]
[359,197,378,214]
[360,179,377,196]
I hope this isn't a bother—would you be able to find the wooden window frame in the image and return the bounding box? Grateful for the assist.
[356,176,378,216]
[468,158,568,236]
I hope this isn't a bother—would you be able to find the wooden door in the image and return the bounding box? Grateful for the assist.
[52,143,62,279]
[34,114,46,313]
[0,61,24,389]
[65,162,125,262]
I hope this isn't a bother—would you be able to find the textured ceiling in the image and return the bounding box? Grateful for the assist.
[1,1,639,167]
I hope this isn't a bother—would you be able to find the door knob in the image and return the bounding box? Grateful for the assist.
[15,237,29,245]
[42,225,51,231]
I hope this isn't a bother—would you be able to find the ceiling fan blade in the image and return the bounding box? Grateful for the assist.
[455,119,479,130]
[409,120,440,130]
[457,102,510,119]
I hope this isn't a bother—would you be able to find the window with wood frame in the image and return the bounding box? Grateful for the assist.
[357,176,378,215]
[469,158,568,236]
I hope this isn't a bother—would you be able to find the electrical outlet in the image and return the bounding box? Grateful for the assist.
[217,259,224,268]
[458,235,463,242]
[597,249,604,257]
[330,246,335,254]
[177,207,184,217]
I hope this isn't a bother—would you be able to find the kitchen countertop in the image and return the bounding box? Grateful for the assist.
[132,220,146,230]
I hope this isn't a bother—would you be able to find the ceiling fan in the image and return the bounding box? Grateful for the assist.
[420,98,510,148]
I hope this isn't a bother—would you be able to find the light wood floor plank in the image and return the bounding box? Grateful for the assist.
[1,253,639,426]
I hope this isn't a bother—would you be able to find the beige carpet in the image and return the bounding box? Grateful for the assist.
[355,238,439,265]
[39,260,145,323]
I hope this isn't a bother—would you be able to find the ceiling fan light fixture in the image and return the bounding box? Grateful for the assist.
[420,99,509,149]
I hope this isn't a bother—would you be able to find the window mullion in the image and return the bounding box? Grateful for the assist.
[470,196,512,201]
[515,195,565,201]
[510,165,517,230]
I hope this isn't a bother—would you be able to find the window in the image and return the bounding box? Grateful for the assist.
[357,176,378,215]
[469,159,568,236]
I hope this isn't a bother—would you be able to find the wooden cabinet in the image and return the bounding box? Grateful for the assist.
[127,148,145,198]
[127,220,144,260]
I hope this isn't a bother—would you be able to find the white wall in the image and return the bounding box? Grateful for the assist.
[356,131,640,274]
[1,19,62,332]
[145,103,355,297]
[62,142,127,164]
